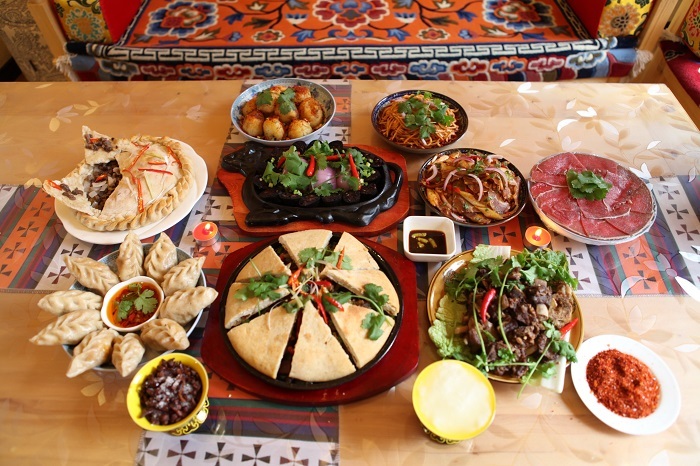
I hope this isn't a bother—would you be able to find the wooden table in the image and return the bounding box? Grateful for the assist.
[1,80,698,465]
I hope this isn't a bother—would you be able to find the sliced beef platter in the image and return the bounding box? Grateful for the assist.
[529,152,655,241]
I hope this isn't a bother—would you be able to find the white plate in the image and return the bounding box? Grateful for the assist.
[55,140,207,245]
[571,334,681,435]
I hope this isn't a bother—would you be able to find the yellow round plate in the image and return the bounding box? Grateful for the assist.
[426,249,584,384]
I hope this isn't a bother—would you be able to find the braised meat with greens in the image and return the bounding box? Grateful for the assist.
[429,245,579,394]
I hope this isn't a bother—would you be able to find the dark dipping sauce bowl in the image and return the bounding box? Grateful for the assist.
[127,353,209,436]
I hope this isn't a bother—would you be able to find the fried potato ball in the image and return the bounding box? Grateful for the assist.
[292,85,313,103]
[263,117,285,140]
[298,98,324,128]
[256,89,281,114]
[241,110,265,137]
[275,101,299,124]
[287,119,313,139]
[241,98,258,117]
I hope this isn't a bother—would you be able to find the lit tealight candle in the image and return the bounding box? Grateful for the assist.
[193,221,219,246]
[524,226,551,250]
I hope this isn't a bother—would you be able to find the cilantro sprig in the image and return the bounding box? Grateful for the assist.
[116,282,158,321]
[566,169,612,200]
[397,91,455,139]
[234,273,289,301]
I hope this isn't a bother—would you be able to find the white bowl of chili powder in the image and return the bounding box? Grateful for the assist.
[571,334,681,435]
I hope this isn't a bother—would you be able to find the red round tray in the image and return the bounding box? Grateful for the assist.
[200,238,419,406]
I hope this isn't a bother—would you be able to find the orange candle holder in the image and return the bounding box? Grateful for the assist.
[524,226,551,250]
[193,221,219,246]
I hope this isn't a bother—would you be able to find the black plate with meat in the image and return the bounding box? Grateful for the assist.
[221,140,403,227]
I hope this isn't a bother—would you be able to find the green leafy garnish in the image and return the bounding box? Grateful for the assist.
[397,91,455,139]
[256,89,273,107]
[298,247,352,269]
[277,88,297,115]
[116,282,158,321]
[566,169,612,200]
[234,273,289,301]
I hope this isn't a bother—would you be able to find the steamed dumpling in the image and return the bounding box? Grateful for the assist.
[140,318,189,351]
[37,290,103,316]
[29,309,104,345]
[159,286,218,326]
[161,256,205,295]
[117,231,144,281]
[64,255,120,296]
[66,328,118,377]
[112,333,146,377]
[144,234,178,283]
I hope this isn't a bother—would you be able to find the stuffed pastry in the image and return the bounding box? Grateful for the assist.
[64,255,120,296]
[112,333,146,377]
[29,309,104,346]
[144,233,178,284]
[42,127,195,232]
[159,286,218,326]
[37,290,103,316]
[117,231,144,281]
[140,318,189,351]
[161,256,205,295]
[66,328,118,377]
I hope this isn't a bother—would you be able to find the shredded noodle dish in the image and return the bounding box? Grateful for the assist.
[376,92,461,149]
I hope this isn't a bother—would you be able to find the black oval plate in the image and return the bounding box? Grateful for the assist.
[219,234,403,390]
[221,140,404,227]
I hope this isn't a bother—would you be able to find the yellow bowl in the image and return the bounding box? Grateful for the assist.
[412,360,496,444]
[127,353,209,436]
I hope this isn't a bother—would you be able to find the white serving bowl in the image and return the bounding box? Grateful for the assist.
[101,276,163,333]
[403,216,457,262]
[230,78,336,147]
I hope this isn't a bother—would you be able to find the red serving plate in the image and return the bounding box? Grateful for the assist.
[200,238,419,406]
[216,144,410,237]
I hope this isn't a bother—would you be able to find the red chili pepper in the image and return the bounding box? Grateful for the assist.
[312,280,333,289]
[560,317,579,337]
[348,153,359,179]
[148,161,168,165]
[48,180,62,190]
[125,144,150,172]
[276,156,286,169]
[138,168,173,175]
[288,268,303,288]
[130,173,144,213]
[336,247,345,268]
[305,155,316,177]
[313,294,328,324]
[326,155,341,161]
[166,146,183,168]
[94,174,107,182]
[323,293,344,311]
[480,288,496,323]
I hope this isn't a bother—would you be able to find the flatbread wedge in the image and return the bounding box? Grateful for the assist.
[330,303,395,368]
[42,127,195,231]
[289,300,355,382]
[278,229,333,267]
[236,245,291,282]
[322,268,400,316]
[227,305,297,379]
[330,232,379,270]
[224,282,290,329]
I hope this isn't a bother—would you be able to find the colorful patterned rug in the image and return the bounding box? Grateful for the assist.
[66,0,636,81]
